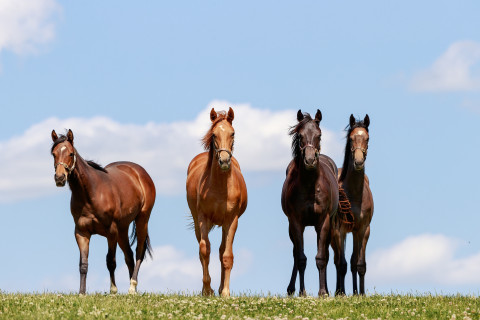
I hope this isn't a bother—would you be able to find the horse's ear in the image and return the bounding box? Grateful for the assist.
[67,129,74,144]
[297,109,304,122]
[210,108,217,122]
[314,109,322,124]
[227,107,234,123]
[51,130,58,142]
[349,114,356,128]
[364,114,370,128]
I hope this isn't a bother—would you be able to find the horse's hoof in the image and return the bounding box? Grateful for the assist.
[299,290,307,297]
[318,291,329,298]
[202,287,214,296]
[110,285,118,294]
[287,286,295,296]
[128,279,137,295]
[220,289,230,297]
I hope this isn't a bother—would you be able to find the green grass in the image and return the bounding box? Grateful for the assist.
[0,293,478,319]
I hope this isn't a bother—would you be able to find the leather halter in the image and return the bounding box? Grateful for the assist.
[300,143,320,158]
[54,152,77,173]
[351,145,368,159]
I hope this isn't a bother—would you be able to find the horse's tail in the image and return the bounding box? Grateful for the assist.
[129,221,153,259]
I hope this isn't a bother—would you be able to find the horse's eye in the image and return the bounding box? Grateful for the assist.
[70,153,74,157]
[231,133,235,137]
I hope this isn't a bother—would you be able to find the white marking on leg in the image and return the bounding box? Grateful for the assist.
[128,279,137,294]
[110,282,118,294]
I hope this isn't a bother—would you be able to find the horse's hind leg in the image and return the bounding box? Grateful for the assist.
[288,220,306,296]
[331,227,347,295]
[219,215,239,297]
[118,229,135,286]
[129,213,152,294]
[197,215,214,296]
[74,229,91,295]
[106,236,118,294]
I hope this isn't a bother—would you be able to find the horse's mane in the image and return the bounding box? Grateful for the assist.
[288,112,317,159]
[339,118,369,182]
[51,134,108,173]
[201,111,233,151]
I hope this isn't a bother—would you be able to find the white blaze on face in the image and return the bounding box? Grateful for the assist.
[219,125,225,132]
[356,130,366,136]
[60,146,67,151]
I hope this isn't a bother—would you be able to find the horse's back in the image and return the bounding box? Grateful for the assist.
[105,161,156,209]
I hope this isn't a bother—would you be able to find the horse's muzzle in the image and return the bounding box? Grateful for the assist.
[218,158,231,171]
[55,173,67,187]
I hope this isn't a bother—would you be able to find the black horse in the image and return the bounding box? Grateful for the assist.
[281,110,339,296]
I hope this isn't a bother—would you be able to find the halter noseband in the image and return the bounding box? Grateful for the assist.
[351,145,368,158]
[54,153,77,173]
[300,143,320,158]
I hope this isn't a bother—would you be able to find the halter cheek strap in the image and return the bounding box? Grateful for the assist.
[54,153,77,173]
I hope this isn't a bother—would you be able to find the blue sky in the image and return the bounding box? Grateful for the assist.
[0,0,479,295]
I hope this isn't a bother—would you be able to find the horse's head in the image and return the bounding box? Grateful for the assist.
[348,114,370,170]
[291,109,322,170]
[207,107,235,171]
[51,129,76,187]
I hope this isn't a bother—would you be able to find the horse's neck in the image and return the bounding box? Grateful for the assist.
[342,160,365,203]
[68,153,98,200]
[207,153,232,185]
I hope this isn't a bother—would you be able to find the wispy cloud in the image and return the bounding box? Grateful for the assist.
[410,41,480,92]
[0,0,61,55]
[369,234,480,286]
[0,101,343,202]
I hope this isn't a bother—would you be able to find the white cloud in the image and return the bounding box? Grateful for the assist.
[410,41,480,92]
[369,234,480,286]
[0,0,61,55]
[0,101,343,202]
[40,245,254,294]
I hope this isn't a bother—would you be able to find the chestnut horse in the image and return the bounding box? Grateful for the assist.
[331,114,374,295]
[50,129,156,294]
[281,110,339,296]
[186,107,248,297]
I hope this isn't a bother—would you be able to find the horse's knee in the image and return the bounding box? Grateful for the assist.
[357,263,366,276]
[298,254,307,271]
[79,260,88,275]
[199,240,210,257]
[315,257,327,270]
[106,255,116,271]
[222,253,234,270]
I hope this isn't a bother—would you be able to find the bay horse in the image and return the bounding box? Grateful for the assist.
[330,114,374,295]
[50,129,156,294]
[281,109,339,296]
[186,107,248,297]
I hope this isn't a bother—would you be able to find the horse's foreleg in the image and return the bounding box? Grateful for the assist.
[288,221,306,296]
[220,216,238,297]
[106,236,118,294]
[218,228,226,295]
[75,229,91,295]
[198,218,214,296]
[315,217,330,297]
[358,225,370,295]
[351,231,360,295]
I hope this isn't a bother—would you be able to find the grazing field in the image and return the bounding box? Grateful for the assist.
[0,293,478,319]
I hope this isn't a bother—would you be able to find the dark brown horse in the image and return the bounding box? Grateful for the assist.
[186,107,248,297]
[331,114,374,295]
[281,110,339,296]
[50,129,156,294]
